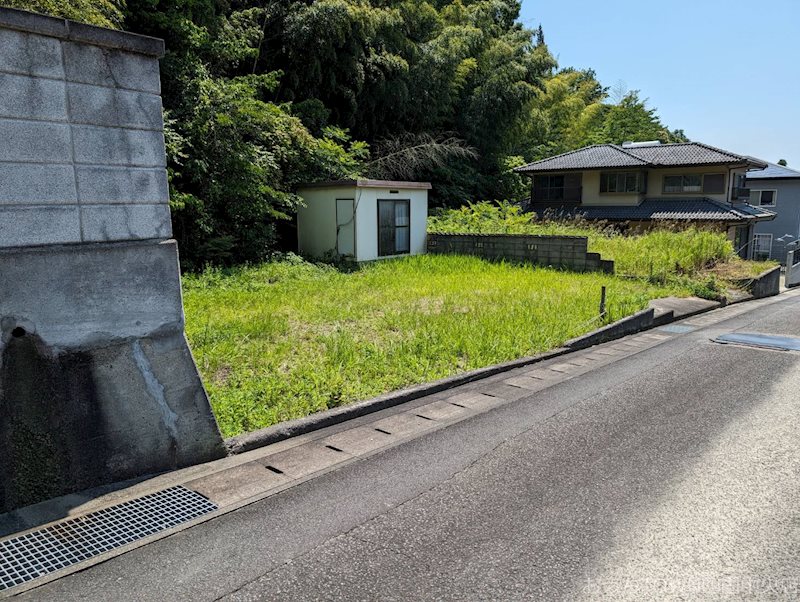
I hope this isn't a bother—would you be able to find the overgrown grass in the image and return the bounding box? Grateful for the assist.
[184,254,685,437]
[428,201,776,287]
[186,202,777,436]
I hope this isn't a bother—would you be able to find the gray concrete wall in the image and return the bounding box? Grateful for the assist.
[731,265,781,298]
[565,308,655,349]
[0,9,169,248]
[786,249,800,288]
[0,8,224,512]
[427,233,615,273]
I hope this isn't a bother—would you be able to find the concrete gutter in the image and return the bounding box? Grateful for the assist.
[563,308,655,350]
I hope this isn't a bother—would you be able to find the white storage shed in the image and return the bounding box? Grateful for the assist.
[297,179,431,262]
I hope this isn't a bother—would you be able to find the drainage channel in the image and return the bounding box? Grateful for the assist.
[0,486,217,593]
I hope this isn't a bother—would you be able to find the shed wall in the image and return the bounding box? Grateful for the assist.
[296,186,353,259]
[355,188,428,261]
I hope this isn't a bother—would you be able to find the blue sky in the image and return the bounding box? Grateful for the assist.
[518,0,800,167]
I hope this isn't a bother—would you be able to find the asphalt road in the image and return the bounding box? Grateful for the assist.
[21,293,800,601]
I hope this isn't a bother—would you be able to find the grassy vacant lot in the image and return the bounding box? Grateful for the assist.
[184,255,684,437]
[186,202,776,437]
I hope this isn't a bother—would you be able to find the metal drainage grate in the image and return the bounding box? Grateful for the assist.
[714,332,800,352]
[0,485,217,591]
[658,324,696,334]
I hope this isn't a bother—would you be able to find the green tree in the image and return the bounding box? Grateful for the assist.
[5,0,689,262]
[594,91,687,145]
[124,0,368,267]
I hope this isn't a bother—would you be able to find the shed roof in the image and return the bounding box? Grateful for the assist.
[546,198,775,222]
[516,142,767,173]
[298,179,432,190]
[745,161,800,180]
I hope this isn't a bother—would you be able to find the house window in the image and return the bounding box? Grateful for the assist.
[662,173,724,194]
[378,199,410,256]
[600,172,646,193]
[533,173,582,202]
[702,173,725,194]
[750,190,777,206]
[753,233,773,260]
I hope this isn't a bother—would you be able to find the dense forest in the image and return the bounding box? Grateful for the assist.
[5,0,688,267]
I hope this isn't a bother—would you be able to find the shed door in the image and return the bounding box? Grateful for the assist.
[378,199,410,257]
[336,198,355,258]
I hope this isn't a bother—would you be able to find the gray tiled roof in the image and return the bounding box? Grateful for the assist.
[544,198,775,222]
[745,161,800,180]
[515,145,648,172]
[516,142,766,173]
[627,142,759,166]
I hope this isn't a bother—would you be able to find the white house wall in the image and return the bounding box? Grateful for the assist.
[355,187,428,261]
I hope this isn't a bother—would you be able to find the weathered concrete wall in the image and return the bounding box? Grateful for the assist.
[786,250,800,288]
[0,8,225,512]
[732,265,781,299]
[427,233,614,273]
[564,308,655,349]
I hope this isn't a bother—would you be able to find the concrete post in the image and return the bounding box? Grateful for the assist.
[786,248,800,288]
[0,7,225,512]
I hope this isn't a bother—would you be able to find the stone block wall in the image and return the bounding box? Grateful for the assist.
[427,233,614,273]
[0,8,225,513]
[0,9,170,248]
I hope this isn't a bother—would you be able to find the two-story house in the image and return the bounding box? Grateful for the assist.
[745,162,800,263]
[514,141,775,258]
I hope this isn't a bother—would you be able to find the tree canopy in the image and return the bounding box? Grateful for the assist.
[3,0,690,267]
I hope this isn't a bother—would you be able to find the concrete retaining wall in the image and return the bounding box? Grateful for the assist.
[0,8,224,512]
[733,265,781,299]
[564,308,655,349]
[427,233,614,273]
[0,9,169,248]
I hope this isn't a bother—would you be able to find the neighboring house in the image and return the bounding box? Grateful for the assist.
[297,179,430,262]
[746,162,800,263]
[514,141,775,258]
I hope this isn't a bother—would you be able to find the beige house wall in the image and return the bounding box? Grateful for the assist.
[535,166,752,205]
[581,171,642,206]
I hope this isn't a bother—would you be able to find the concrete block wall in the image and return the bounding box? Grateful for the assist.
[0,8,225,513]
[0,8,170,249]
[427,233,615,274]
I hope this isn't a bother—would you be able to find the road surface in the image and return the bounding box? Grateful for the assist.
[19,292,800,600]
